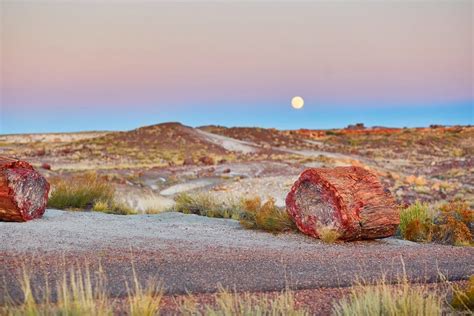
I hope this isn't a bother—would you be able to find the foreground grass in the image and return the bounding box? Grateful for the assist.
[178,287,307,316]
[1,266,306,316]
[2,265,472,315]
[332,276,443,316]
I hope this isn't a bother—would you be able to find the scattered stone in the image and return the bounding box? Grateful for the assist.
[41,163,51,170]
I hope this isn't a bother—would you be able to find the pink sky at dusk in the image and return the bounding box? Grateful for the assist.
[0,1,472,133]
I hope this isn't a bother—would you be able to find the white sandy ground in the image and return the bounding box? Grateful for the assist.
[0,209,418,254]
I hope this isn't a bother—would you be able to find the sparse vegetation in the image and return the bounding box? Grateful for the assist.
[178,286,308,315]
[450,275,474,311]
[2,266,112,315]
[239,197,296,233]
[93,199,137,215]
[173,193,242,219]
[399,200,473,246]
[48,173,138,215]
[2,265,308,316]
[332,276,443,316]
[48,172,115,210]
[432,200,473,246]
[317,225,342,243]
[399,201,433,242]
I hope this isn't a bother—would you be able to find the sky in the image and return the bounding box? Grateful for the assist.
[0,0,473,134]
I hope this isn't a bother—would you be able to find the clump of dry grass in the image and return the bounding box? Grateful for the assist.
[48,172,114,210]
[450,275,474,311]
[399,200,473,246]
[92,200,137,215]
[178,286,308,316]
[432,200,473,246]
[173,193,242,219]
[239,197,296,233]
[332,276,443,316]
[317,225,342,243]
[127,268,163,316]
[399,201,433,242]
[2,265,112,316]
[48,172,138,215]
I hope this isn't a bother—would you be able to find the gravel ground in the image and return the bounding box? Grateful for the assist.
[1,209,473,302]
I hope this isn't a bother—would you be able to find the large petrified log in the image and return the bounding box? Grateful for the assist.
[0,157,50,222]
[286,166,399,240]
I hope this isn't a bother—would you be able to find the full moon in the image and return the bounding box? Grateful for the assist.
[291,96,304,109]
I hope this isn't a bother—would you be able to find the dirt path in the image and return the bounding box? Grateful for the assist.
[1,210,472,302]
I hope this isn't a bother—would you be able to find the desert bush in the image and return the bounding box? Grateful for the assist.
[239,197,296,233]
[399,202,433,242]
[48,172,114,210]
[317,225,341,243]
[451,275,474,311]
[432,200,473,246]
[178,286,308,316]
[332,277,442,316]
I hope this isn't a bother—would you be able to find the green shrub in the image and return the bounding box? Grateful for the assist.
[239,197,296,233]
[48,173,115,210]
[399,202,433,242]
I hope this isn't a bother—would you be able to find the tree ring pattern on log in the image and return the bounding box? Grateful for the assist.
[6,167,49,221]
[286,167,399,240]
[294,180,338,229]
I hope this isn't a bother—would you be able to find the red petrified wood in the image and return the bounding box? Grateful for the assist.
[286,166,399,240]
[0,157,50,222]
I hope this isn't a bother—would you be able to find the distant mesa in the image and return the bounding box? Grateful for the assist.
[346,123,366,130]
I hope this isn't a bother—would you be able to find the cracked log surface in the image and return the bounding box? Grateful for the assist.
[286,166,399,240]
[0,157,50,222]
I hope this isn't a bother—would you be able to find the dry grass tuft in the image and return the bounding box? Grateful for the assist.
[332,276,442,316]
[173,193,241,219]
[317,225,342,243]
[399,200,473,246]
[451,275,474,311]
[178,286,308,316]
[127,268,163,316]
[2,265,112,316]
[399,201,433,242]
[432,200,473,246]
[239,197,296,233]
[48,172,114,210]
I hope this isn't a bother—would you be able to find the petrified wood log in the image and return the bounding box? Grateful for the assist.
[0,157,50,222]
[286,166,399,240]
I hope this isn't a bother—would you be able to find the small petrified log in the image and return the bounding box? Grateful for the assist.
[0,157,50,222]
[286,166,399,240]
